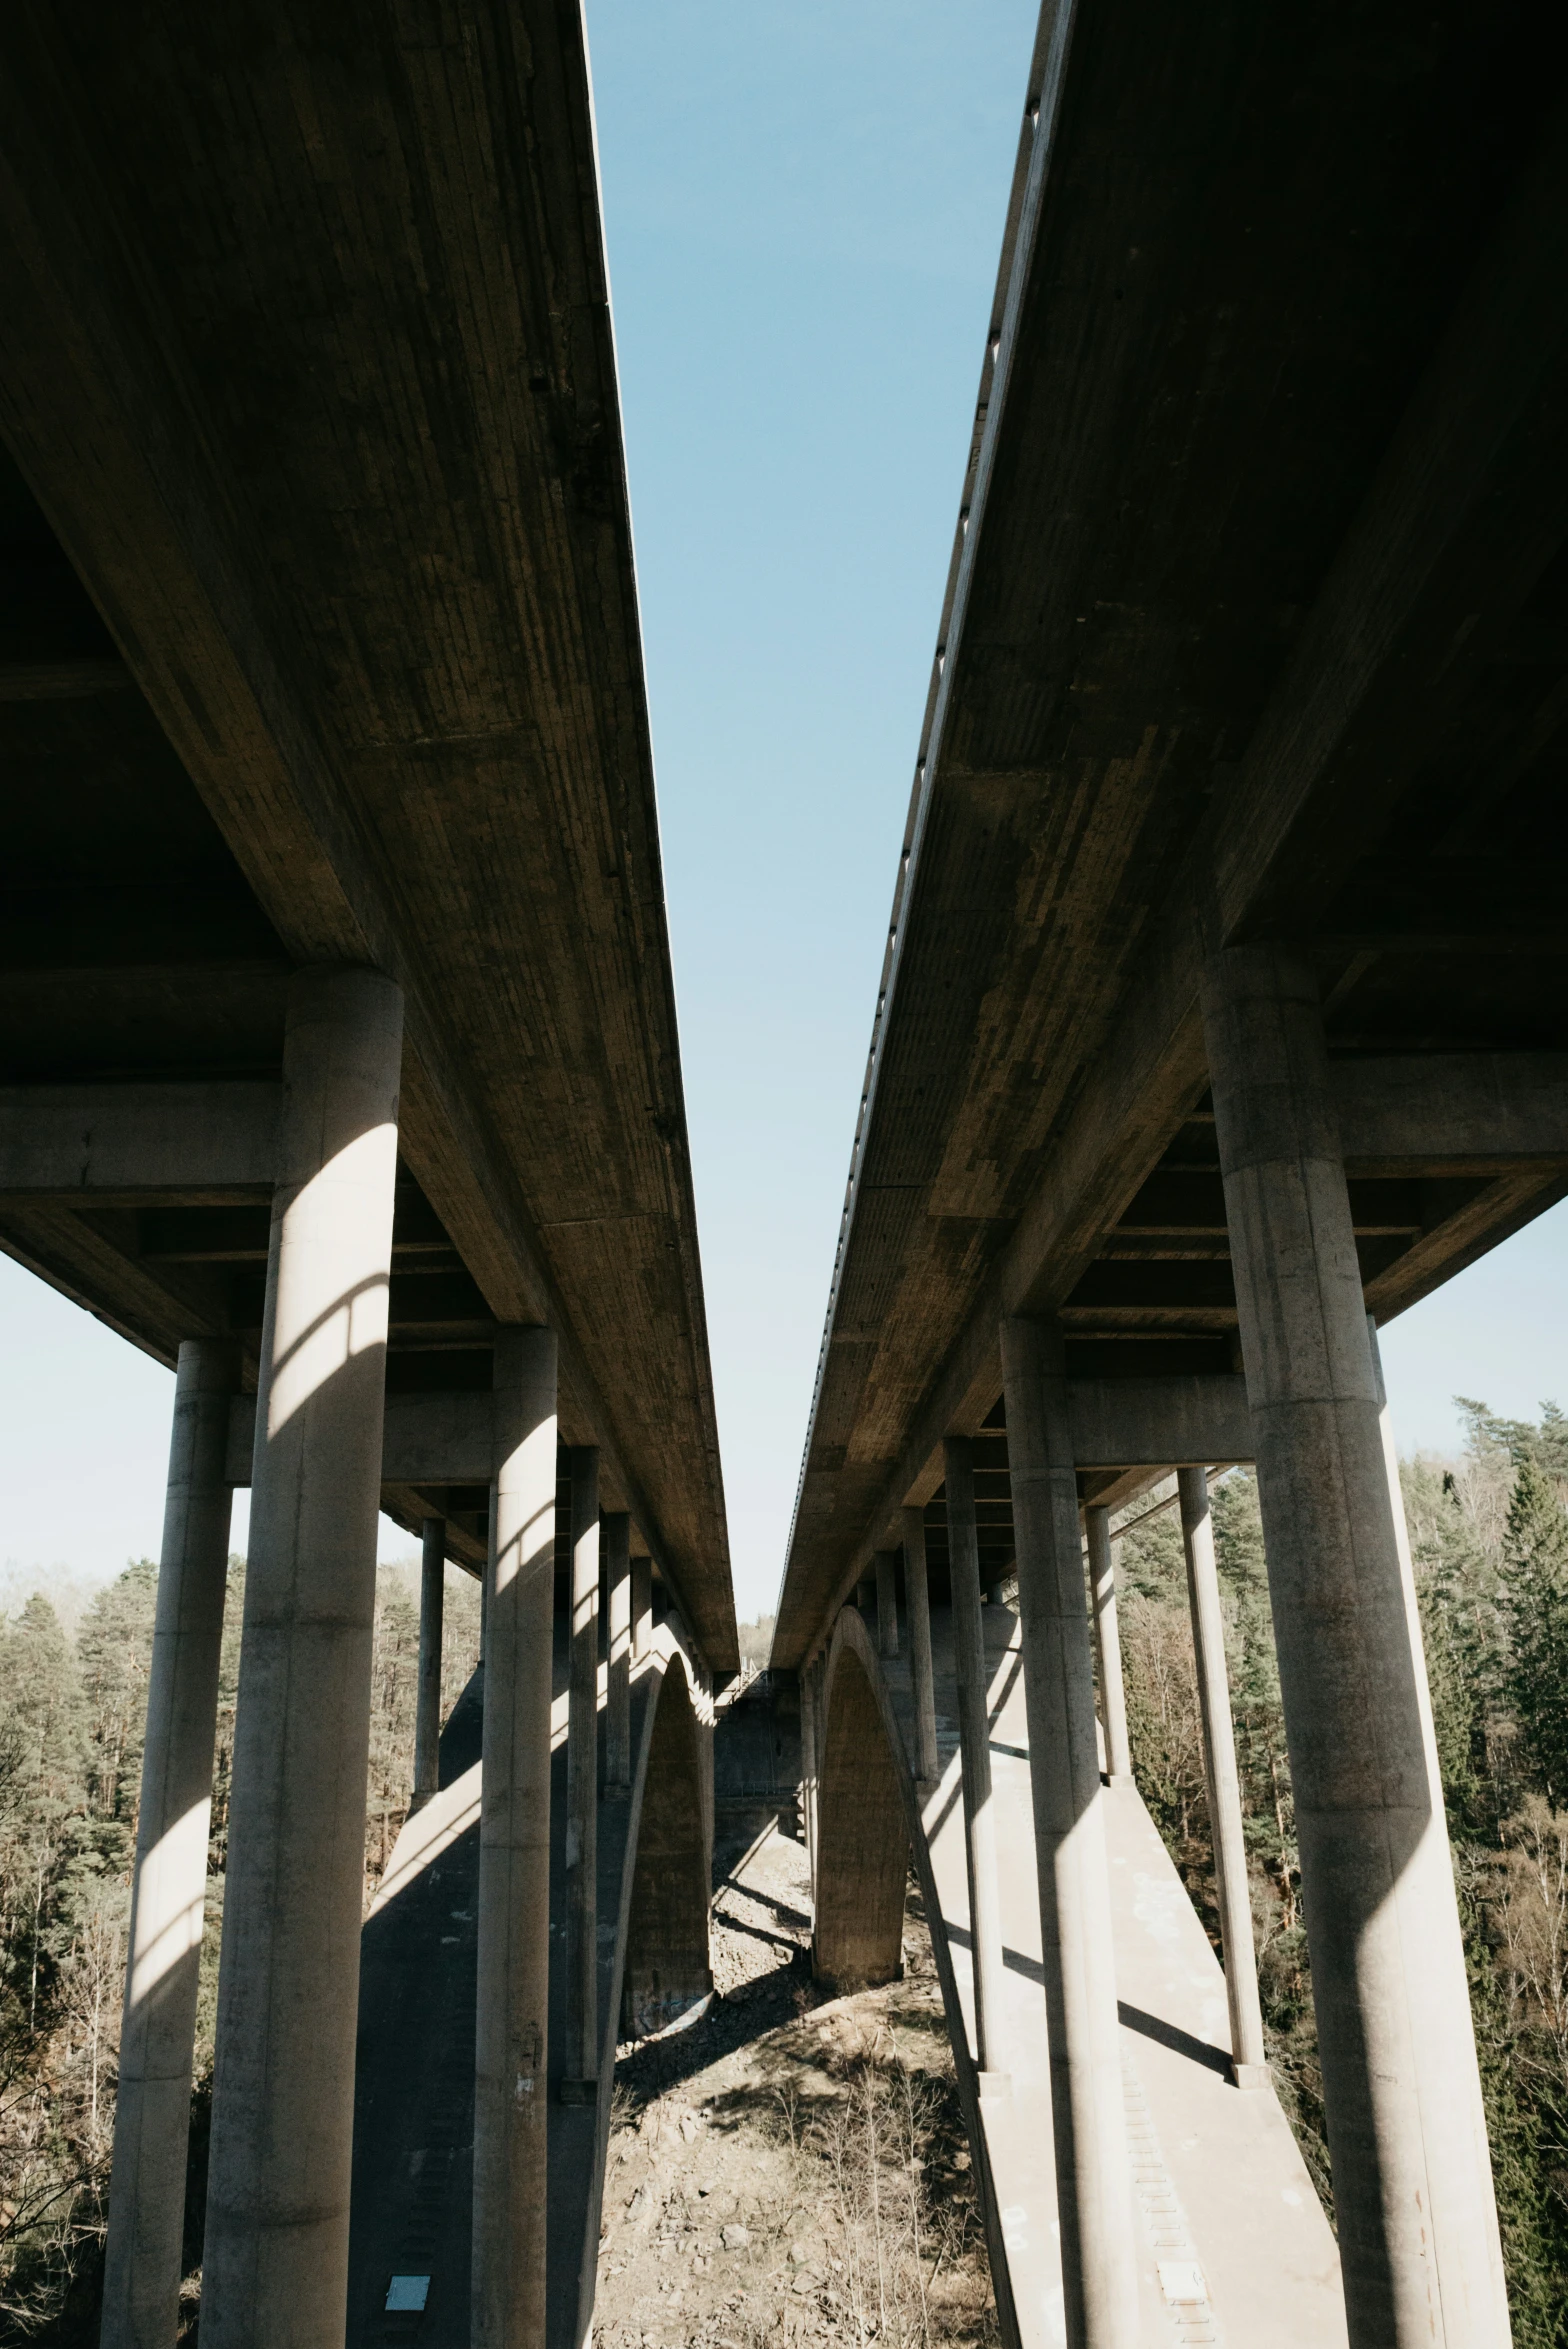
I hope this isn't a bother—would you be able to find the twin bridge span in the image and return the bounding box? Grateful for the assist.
[0,4,1564,2349]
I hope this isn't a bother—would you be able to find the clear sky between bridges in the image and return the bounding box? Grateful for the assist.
[0,0,1565,1618]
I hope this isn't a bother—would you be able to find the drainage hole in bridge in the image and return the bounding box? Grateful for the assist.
[385,2276,431,2312]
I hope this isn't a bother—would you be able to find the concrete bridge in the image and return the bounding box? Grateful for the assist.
[0,9,736,2349]
[775,3,1568,2348]
[0,4,1564,2349]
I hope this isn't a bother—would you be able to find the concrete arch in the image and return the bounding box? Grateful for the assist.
[814,1611,912,1990]
[620,1650,713,2039]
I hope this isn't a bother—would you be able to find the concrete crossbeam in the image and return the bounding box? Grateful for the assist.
[0,1081,279,1196]
[1066,1373,1251,1467]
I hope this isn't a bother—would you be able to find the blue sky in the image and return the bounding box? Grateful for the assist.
[1,3,1566,1623]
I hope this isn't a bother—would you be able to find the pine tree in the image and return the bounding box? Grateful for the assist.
[1503,1459,1568,1803]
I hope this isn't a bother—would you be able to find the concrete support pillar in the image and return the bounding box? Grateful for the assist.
[874,1548,899,1658]
[799,1659,819,1879]
[1202,944,1508,2347]
[1177,1468,1267,2087]
[412,1516,446,1812]
[603,1511,632,1795]
[631,1554,652,1662]
[102,1336,237,2349]
[1084,1506,1132,1785]
[474,1325,558,2349]
[899,1505,940,1787]
[1001,1315,1138,2349]
[563,1448,600,2099]
[202,966,403,2348]
[985,1578,1009,1606]
[943,1438,1009,2088]
[854,1573,874,1617]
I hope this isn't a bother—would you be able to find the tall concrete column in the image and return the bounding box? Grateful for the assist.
[102,1337,237,2349]
[874,1548,900,1658]
[1084,1506,1132,1785]
[412,1516,446,1812]
[1203,944,1508,2347]
[563,1448,600,2098]
[603,1511,632,1795]
[944,1438,1009,2087]
[899,1505,940,1787]
[799,1659,819,1881]
[202,966,403,2348]
[474,1325,558,2349]
[1000,1315,1138,2349]
[631,1553,652,1662]
[1176,1468,1266,2087]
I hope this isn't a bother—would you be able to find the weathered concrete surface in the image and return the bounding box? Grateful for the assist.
[1205,944,1508,2347]
[202,965,404,2349]
[474,1325,559,2349]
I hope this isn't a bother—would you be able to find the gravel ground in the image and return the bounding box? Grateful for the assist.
[595,1829,996,2349]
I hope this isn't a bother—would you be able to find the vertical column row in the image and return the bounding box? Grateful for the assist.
[1001,1318,1139,2349]
[564,1449,600,2100]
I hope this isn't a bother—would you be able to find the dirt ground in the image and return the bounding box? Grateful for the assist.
[594,1826,997,2349]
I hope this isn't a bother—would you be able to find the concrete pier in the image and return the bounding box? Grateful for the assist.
[474,1325,559,2349]
[603,1511,632,1795]
[412,1517,446,1813]
[1203,943,1509,2347]
[101,1336,237,2349]
[874,1548,900,1657]
[799,1659,819,1878]
[563,1447,600,2098]
[1177,1468,1267,2087]
[1000,1314,1139,2349]
[943,1437,1009,2085]
[631,1554,652,1663]
[900,1505,940,1786]
[1083,1505,1132,1785]
[201,965,404,2348]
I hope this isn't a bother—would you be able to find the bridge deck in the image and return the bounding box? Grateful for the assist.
[877,1605,1342,2347]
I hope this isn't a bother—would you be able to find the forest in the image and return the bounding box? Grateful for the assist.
[1116,1406,1568,2345]
[1,1409,1567,2338]
[0,1555,479,2340]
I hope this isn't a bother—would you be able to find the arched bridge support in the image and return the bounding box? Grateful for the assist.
[620,1651,714,2040]
[814,1618,910,1991]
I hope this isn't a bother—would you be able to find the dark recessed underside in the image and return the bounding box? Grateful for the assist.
[0,7,734,1667]
[777,0,1568,1664]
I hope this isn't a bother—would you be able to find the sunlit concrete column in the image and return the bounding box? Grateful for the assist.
[1203,944,1508,2348]
[202,965,403,2349]
[563,1448,600,2099]
[1001,1314,1138,2349]
[873,1548,900,1658]
[603,1511,632,1795]
[1177,1468,1266,2087]
[474,1325,558,2349]
[1084,1506,1132,1785]
[899,1505,940,1787]
[102,1336,237,2349]
[411,1517,446,1812]
[631,1553,652,1662]
[944,1438,1009,2088]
